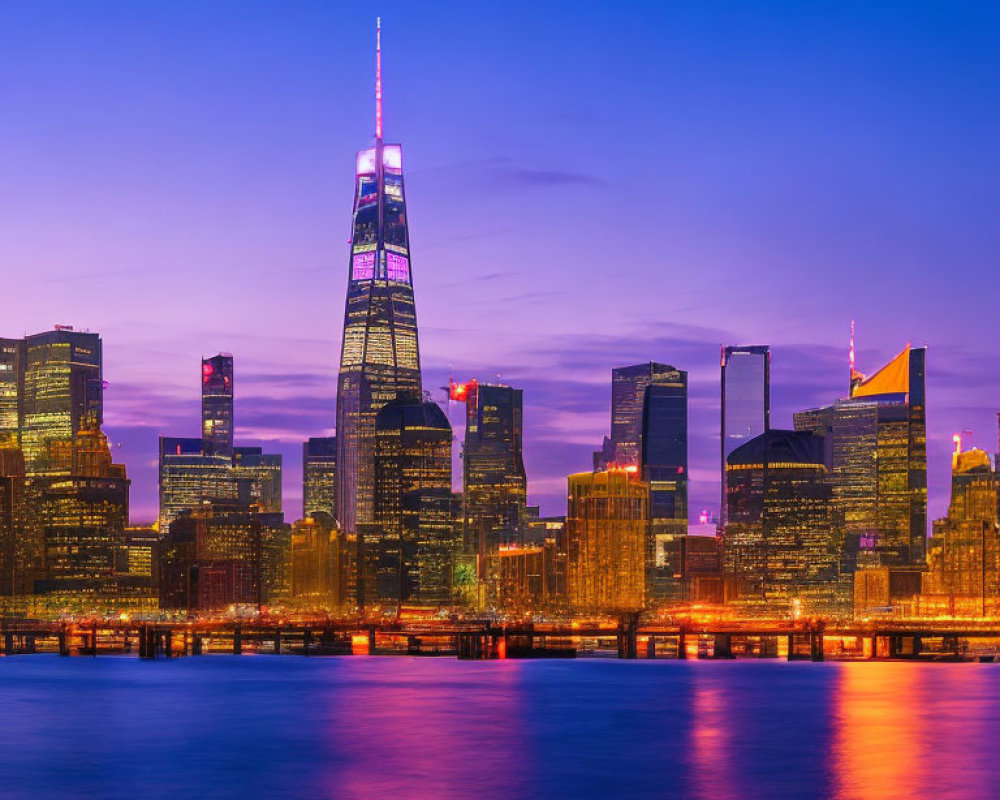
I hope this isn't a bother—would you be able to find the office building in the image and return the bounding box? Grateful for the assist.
[795,345,927,570]
[721,346,770,525]
[723,429,836,613]
[201,354,234,458]
[923,445,1000,614]
[302,436,336,519]
[159,355,283,530]
[371,394,453,603]
[336,22,423,537]
[566,469,648,612]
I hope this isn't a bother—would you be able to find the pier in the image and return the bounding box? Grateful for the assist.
[2,617,1000,661]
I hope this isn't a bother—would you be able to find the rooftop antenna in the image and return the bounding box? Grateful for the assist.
[375,17,383,141]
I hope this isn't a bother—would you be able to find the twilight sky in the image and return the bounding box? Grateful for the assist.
[1,1,998,526]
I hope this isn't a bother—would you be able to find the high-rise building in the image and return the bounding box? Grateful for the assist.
[566,469,648,612]
[598,363,681,469]
[158,437,235,530]
[0,448,39,596]
[371,394,453,603]
[20,328,103,476]
[233,447,282,514]
[795,345,927,570]
[923,445,1000,613]
[721,346,770,526]
[159,355,282,530]
[158,501,289,612]
[201,354,234,458]
[0,339,22,449]
[336,21,422,537]
[723,429,837,613]
[455,380,527,596]
[641,367,688,523]
[302,436,336,519]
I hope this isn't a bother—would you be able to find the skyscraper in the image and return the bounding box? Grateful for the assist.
[201,354,234,458]
[372,393,453,603]
[456,381,528,590]
[723,429,836,613]
[721,345,770,525]
[336,20,422,536]
[20,328,103,476]
[795,344,927,571]
[640,367,688,532]
[566,469,648,612]
[601,363,680,468]
[302,436,337,519]
[159,354,282,529]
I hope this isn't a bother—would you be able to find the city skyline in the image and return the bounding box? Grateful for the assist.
[1,3,998,524]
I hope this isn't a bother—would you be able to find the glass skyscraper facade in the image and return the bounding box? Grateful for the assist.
[159,355,282,530]
[20,329,103,476]
[721,345,770,525]
[795,345,927,573]
[723,429,836,614]
[302,436,337,519]
[603,363,680,468]
[201,354,234,458]
[336,25,422,537]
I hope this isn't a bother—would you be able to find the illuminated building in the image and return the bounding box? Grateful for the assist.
[0,339,22,449]
[721,345,770,526]
[120,526,159,584]
[158,437,235,530]
[0,448,40,595]
[158,501,289,612]
[0,329,134,597]
[336,21,422,538]
[454,380,527,598]
[19,328,102,476]
[159,356,283,529]
[566,469,648,612]
[302,436,336,519]
[201,354,234,458]
[233,447,282,514]
[639,366,688,598]
[32,425,129,595]
[290,513,339,605]
[371,394,453,603]
[796,345,927,571]
[723,429,836,613]
[922,444,1000,614]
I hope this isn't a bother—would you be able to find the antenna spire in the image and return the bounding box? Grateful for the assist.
[375,18,383,141]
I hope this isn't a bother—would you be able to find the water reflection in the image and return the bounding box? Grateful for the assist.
[833,664,1000,800]
[328,660,531,800]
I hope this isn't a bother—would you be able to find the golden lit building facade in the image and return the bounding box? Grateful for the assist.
[566,469,648,612]
[923,446,1000,614]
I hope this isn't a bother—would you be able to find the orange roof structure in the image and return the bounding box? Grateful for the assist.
[851,345,910,398]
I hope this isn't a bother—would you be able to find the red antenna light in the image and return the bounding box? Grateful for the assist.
[375,18,382,141]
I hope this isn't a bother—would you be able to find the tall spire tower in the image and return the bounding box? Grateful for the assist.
[336,20,422,536]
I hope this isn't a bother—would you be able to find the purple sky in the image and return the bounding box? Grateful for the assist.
[1,2,998,525]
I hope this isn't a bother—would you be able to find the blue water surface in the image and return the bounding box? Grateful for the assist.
[0,656,997,799]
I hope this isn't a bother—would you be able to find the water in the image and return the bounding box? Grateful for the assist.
[0,656,997,799]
